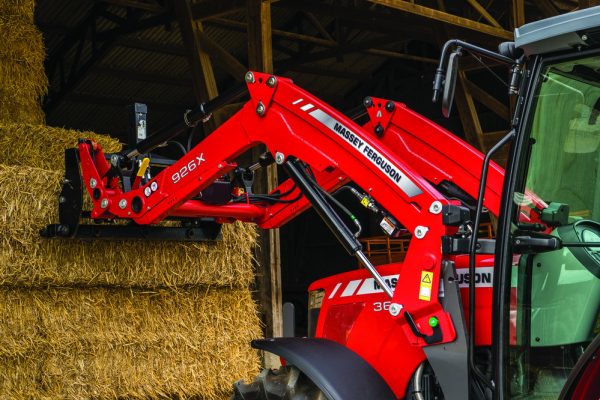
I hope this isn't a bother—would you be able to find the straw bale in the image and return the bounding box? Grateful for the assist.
[0,164,257,288]
[0,287,261,399]
[0,124,121,170]
[0,1,35,22]
[0,11,47,124]
[0,96,45,125]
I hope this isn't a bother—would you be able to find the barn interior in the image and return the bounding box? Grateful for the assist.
[35,0,586,350]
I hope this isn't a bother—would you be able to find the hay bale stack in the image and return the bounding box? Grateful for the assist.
[0,287,261,399]
[0,1,35,18]
[0,122,261,396]
[0,1,47,124]
[0,164,256,288]
[0,123,122,170]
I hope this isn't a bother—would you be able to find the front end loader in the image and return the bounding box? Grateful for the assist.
[42,6,600,400]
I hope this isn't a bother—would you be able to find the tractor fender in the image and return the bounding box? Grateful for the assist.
[252,337,396,400]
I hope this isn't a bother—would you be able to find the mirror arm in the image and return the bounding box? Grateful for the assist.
[433,39,515,103]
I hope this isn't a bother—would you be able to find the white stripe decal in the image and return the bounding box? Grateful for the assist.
[300,103,314,111]
[455,267,494,288]
[341,280,362,297]
[307,108,422,198]
[329,283,342,299]
[356,274,399,295]
[292,98,303,105]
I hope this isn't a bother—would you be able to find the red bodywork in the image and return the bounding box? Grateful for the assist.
[309,255,495,398]
[306,99,503,397]
[76,74,523,398]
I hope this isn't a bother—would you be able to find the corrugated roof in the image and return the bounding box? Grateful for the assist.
[36,0,517,141]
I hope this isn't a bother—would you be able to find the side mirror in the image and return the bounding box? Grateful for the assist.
[442,49,461,118]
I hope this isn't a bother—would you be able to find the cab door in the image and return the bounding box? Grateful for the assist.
[496,52,600,399]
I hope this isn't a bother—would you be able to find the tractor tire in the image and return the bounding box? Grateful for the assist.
[231,365,328,400]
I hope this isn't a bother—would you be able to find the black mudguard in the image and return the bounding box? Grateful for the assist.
[252,337,396,400]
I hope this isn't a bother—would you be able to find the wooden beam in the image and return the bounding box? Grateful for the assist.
[579,0,600,7]
[64,92,190,111]
[532,0,560,17]
[96,0,165,13]
[209,19,434,67]
[286,65,368,80]
[274,0,437,43]
[455,70,486,152]
[190,0,246,20]
[303,11,335,41]
[512,0,525,29]
[247,0,274,73]
[118,35,246,82]
[274,37,407,70]
[463,78,510,121]
[247,0,281,370]
[370,0,513,40]
[211,18,336,49]
[93,65,191,87]
[174,0,219,128]
[197,34,247,81]
[116,37,187,56]
[484,130,511,143]
[466,0,502,28]
[364,48,437,63]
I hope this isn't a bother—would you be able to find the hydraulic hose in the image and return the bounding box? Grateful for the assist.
[126,83,246,158]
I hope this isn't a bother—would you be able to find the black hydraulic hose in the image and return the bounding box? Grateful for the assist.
[334,185,355,196]
[126,83,247,158]
[321,188,362,237]
[267,183,298,198]
[303,170,361,237]
[167,140,187,156]
[433,39,514,103]
[234,192,303,204]
[469,129,515,392]
[284,157,362,255]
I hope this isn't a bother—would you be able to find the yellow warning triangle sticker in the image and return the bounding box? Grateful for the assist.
[422,273,432,284]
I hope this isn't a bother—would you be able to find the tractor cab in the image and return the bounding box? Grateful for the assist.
[437,6,600,399]
[507,17,600,398]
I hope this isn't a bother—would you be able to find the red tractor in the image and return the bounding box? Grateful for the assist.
[44,7,600,399]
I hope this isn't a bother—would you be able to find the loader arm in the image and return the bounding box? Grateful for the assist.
[363,97,504,216]
[361,97,547,225]
[72,72,457,346]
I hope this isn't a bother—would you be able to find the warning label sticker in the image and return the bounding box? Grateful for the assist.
[419,271,434,301]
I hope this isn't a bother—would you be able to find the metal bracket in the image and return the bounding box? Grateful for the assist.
[404,311,443,345]
[41,222,221,241]
[442,236,496,255]
[41,149,222,242]
[246,71,280,117]
[364,96,396,136]
[423,261,470,400]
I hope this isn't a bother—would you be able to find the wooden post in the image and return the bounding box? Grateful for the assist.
[247,0,282,369]
[455,70,486,152]
[511,0,525,29]
[579,0,600,8]
[531,0,559,18]
[174,0,220,130]
[370,0,513,40]
[463,78,510,121]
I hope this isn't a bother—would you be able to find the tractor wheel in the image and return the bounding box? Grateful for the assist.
[231,365,328,400]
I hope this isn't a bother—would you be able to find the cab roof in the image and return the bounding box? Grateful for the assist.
[515,6,600,56]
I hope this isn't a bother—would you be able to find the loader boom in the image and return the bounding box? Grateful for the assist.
[68,71,476,346]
